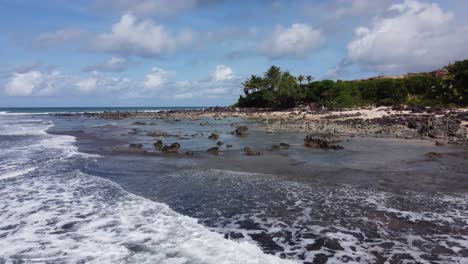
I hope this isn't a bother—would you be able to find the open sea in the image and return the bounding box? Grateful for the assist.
[0,107,467,264]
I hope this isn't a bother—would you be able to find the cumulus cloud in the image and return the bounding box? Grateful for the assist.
[211,65,233,82]
[143,67,176,91]
[91,14,195,57]
[84,57,130,72]
[2,64,239,101]
[259,24,325,59]
[347,0,468,74]
[34,27,88,48]
[5,71,43,96]
[76,78,98,93]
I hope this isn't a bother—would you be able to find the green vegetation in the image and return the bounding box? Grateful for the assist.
[236,60,468,109]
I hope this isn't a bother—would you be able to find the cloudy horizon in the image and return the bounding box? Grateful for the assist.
[1,0,468,107]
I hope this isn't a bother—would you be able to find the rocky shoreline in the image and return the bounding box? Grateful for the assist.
[78,106,468,145]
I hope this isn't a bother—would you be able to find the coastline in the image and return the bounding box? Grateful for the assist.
[79,106,468,145]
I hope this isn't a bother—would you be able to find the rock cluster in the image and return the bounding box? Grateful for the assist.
[304,133,343,150]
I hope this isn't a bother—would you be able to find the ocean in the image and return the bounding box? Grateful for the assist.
[0,108,467,263]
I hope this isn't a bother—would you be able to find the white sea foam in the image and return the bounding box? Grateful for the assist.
[0,113,295,263]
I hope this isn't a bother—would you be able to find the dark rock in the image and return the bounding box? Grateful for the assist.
[435,141,444,146]
[216,141,224,146]
[132,121,146,125]
[200,122,209,126]
[231,122,240,127]
[270,144,281,151]
[170,142,181,149]
[304,134,343,150]
[207,147,219,155]
[185,151,194,156]
[279,143,290,149]
[425,152,442,160]
[226,144,233,148]
[208,133,220,140]
[129,143,143,149]
[161,144,178,154]
[234,126,249,136]
[153,140,163,150]
[243,147,260,156]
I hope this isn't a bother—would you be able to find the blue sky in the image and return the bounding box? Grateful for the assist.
[1,0,468,107]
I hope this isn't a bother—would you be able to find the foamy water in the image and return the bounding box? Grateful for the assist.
[0,113,295,264]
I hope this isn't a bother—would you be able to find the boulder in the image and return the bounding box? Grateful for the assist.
[161,144,179,154]
[216,141,224,146]
[170,142,181,149]
[304,133,343,150]
[243,147,260,156]
[185,151,194,156]
[226,144,233,148]
[279,143,290,149]
[234,126,248,136]
[153,140,163,150]
[208,133,220,140]
[207,147,219,155]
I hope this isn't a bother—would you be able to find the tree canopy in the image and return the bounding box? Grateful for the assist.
[236,61,468,109]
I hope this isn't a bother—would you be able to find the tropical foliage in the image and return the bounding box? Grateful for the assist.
[236,60,468,109]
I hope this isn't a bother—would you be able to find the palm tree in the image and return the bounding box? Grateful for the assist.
[242,75,263,95]
[306,75,313,84]
[297,75,305,86]
[264,66,281,91]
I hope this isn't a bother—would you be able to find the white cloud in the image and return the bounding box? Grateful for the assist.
[92,14,195,57]
[259,24,325,59]
[94,0,200,16]
[2,65,240,101]
[347,0,468,74]
[76,78,98,93]
[143,67,176,90]
[212,65,233,82]
[34,27,88,48]
[5,71,43,96]
[84,57,130,72]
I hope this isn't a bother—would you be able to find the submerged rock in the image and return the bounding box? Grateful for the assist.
[129,143,143,149]
[207,147,219,155]
[161,143,180,154]
[208,133,220,140]
[153,140,163,150]
[216,141,224,146]
[132,121,146,125]
[243,147,260,156]
[234,126,248,136]
[425,152,442,160]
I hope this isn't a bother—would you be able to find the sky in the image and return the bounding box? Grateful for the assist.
[1,0,468,107]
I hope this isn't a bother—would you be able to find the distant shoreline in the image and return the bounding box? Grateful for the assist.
[78,106,468,144]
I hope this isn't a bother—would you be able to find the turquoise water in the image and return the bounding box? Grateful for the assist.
[0,107,205,113]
